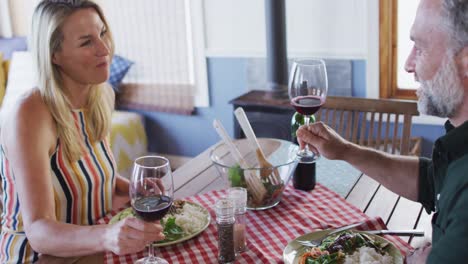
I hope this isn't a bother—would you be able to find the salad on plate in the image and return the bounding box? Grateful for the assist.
[109,200,211,246]
[283,230,403,264]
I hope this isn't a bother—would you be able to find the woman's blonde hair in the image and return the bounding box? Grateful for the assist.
[30,0,114,162]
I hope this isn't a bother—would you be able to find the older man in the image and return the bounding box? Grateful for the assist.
[297,0,468,263]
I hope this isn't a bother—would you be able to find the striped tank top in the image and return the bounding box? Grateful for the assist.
[0,110,116,263]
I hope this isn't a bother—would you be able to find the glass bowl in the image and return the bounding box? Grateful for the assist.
[210,138,299,210]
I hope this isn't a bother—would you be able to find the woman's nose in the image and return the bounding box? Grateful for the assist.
[96,39,110,57]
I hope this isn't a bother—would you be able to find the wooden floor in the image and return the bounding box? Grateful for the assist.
[172,141,432,249]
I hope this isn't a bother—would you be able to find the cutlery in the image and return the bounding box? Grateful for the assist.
[364,229,424,236]
[297,221,366,247]
[297,228,425,247]
[212,119,267,203]
[234,107,281,185]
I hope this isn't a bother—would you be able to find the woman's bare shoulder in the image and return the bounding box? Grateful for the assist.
[11,88,53,120]
[1,88,56,144]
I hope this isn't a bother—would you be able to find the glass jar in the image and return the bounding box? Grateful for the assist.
[227,187,247,253]
[291,112,317,191]
[215,199,236,263]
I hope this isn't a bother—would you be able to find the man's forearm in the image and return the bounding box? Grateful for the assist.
[342,143,420,201]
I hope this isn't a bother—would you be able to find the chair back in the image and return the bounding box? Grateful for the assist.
[316,96,420,155]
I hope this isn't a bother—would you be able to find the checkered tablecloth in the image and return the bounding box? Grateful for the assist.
[99,184,413,263]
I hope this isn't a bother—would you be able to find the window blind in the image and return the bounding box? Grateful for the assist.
[102,0,197,114]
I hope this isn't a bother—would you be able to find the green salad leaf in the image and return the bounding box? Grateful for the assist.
[228,164,246,187]
[161,217,184,242]
[305,252,342,264]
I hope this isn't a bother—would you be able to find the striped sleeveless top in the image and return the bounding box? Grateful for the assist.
[0,110,116,263]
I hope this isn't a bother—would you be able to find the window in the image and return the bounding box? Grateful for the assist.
[101,0,208,113]
[380,0,420,100]
[2,0,208,114]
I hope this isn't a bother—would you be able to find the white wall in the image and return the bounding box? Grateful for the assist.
[366,0,379,99]
[3,0,39,37]
[203,0,380,102]
[203,0,369,59]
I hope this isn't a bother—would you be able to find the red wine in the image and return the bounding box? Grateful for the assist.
[291,96,324,115]
[293,162,316,191]
[133,195,173,221]
[292,137,316,191]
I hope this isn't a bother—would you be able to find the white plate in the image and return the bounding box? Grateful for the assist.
[283,229,404,264]
[109,201,211,247]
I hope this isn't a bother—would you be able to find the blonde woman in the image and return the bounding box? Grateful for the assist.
[0,0,164,262]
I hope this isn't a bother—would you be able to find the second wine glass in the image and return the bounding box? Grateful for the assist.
[130,156,174,264]
[289,59,328,163]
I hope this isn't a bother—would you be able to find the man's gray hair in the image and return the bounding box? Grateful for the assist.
[442,0,468,50]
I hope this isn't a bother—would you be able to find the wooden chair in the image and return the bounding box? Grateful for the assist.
[316,96,431,247]
[316,96,422,156]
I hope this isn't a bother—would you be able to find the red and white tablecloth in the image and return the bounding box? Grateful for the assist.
[100,184,413,263]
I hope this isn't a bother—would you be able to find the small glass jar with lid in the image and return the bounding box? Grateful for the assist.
[215,198,236,263]
[227,187,248,253]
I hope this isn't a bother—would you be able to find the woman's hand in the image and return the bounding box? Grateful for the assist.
[104,217,165,255]
[296,122,351,160]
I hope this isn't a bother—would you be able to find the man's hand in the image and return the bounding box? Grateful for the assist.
[406,242,431,264]
[296,122,351,160]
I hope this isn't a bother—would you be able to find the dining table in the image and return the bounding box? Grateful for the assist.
[39,140,432,263]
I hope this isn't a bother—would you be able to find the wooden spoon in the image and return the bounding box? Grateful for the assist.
[212,119,266,203]
[234,107,281,185]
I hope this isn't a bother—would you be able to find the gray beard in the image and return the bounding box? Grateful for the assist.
[417,53,464,118]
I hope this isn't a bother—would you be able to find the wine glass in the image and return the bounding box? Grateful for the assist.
[289,59,328,163]
[130,156,174,264]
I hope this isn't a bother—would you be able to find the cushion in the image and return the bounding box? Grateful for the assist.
[0,52,37,121]
[109,55,133,92]
[0,53,6,106]
[3,60,10,77]
[110,110,148,179]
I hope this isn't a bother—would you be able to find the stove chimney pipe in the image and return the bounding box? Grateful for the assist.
[265,0,288,96]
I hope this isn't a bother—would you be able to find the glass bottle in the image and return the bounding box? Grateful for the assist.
[215,199,236,264]
[291,112,317,191]
[227,187,247,254]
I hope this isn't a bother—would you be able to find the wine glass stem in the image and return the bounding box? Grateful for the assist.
[304,115,311,153]
[147,243,155,261]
